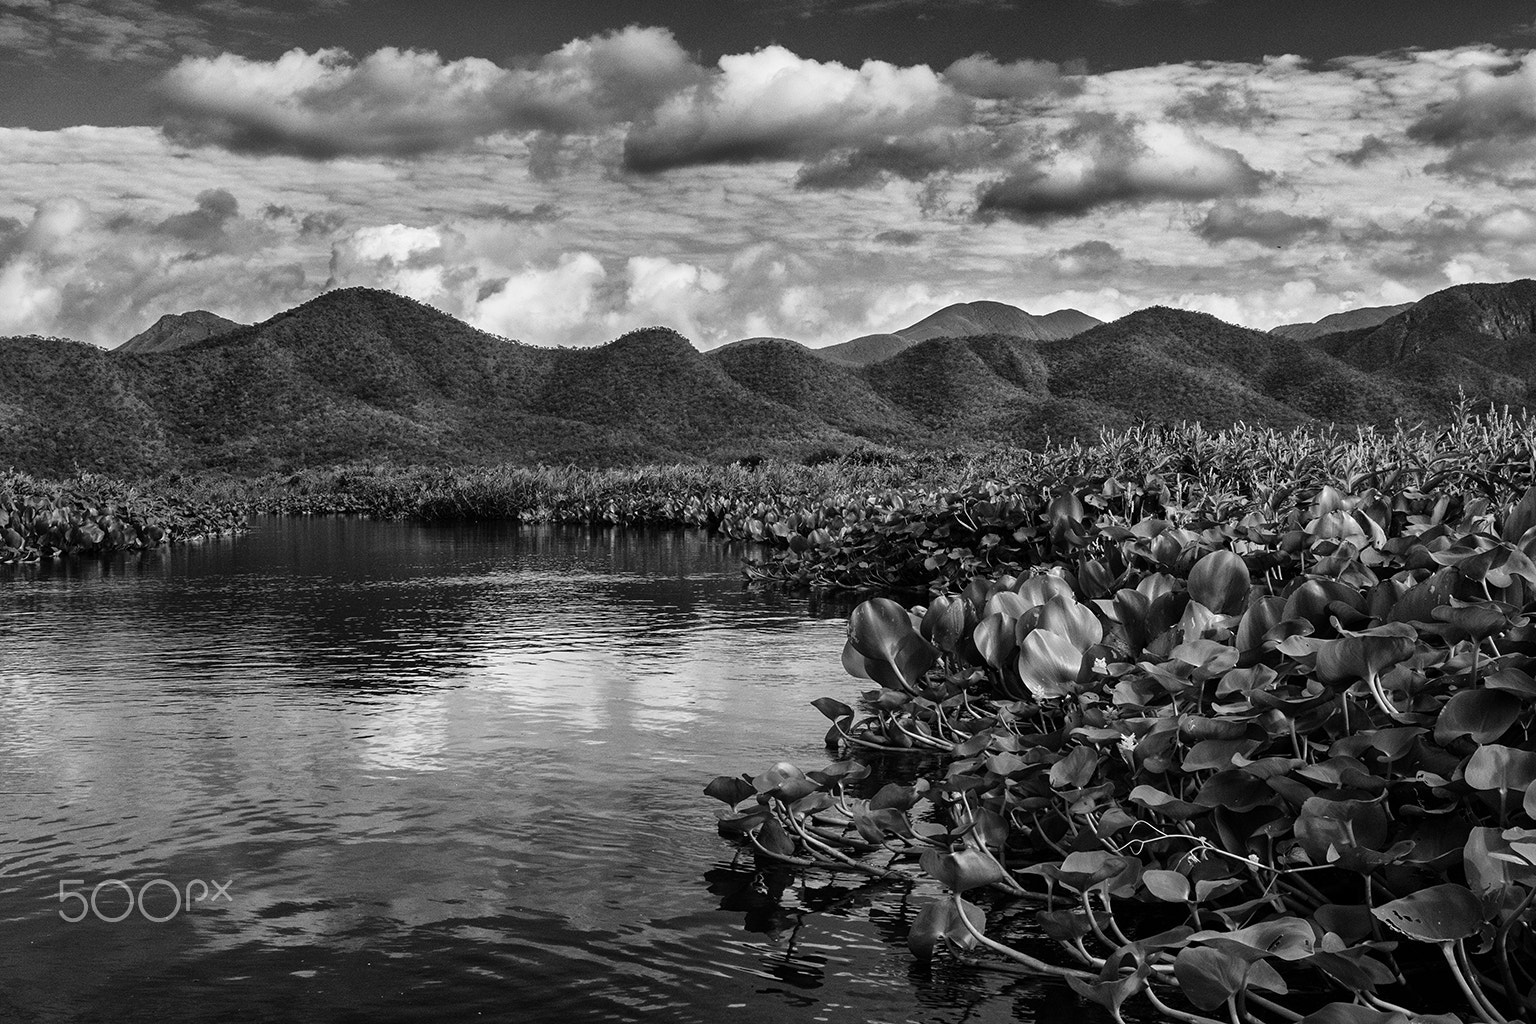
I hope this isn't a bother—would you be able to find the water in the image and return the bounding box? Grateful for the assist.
[0,517,1074,1023]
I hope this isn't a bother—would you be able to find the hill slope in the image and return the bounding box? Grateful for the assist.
[816,301,1101,366]
[1035,306,1418,436]
[1313,281,1536,410]
[709,337,915,440]
[816,332,909,367]
[118,310,243,354]
[1270,303,1411,342]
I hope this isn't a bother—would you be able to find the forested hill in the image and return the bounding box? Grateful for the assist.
[4,281,1536,477]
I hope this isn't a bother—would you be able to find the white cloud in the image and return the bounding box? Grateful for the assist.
[624,45,969,172]
[161,26,700,158]
[619,256,725,339]
[7,42,1536,347]
[471,252,608,343]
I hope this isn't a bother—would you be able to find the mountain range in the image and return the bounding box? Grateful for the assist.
[4,282,1534,477]
[812,301,1103,366]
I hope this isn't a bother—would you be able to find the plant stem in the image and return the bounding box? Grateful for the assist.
[1457,938,1512,1024]
[1495,888,1536,1019]
[1143,983,1228,1024]
[949,893,1095,980]
[1442,942,1506,1024]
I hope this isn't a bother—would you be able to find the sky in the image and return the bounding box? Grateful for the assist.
[3,1,1536,349]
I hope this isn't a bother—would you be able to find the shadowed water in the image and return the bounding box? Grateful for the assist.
[0,517,1076,1023]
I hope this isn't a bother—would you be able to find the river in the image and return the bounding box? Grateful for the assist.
[0,516,1069,1023]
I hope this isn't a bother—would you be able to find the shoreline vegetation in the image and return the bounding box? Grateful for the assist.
[704,401,1536,1024]
[7,402,1535,576]
[10,404,1536,1022]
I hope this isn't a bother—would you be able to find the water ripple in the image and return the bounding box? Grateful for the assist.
[2,520,1065,1023]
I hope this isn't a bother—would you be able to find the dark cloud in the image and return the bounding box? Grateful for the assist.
[469,202,562,223]
[1164,82,1265,127]
[976,113,1267,222]
[793,128,1014,188]
[1194,200,1329,245]
[1051,239,1124,276]
[154,188,239,243]
[942,55,1082,100]
[299,211,347,237]
[1407,56,1536,181]
[1337,134,1393,166]
[0,215,22,262]
[873,229,922,245]
[0,0,356,66]
[262,203,294,220]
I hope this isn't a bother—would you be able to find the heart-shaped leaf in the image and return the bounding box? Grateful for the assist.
[920,843,1006,893]
[974,612,1018,670]
[1464,744,1536,792]
[1174,946,1249,1009]
[1017,628,1084,699]
[1188,549,1251,615]
[1435,689,1521,745]
[1143,869,1191,902]
[1298,1004,1408,1024]
[848,597,937,691]
[1036,595,1103,652]
[704,775,756,806]
[907,896,986,960]
[922,595,969,653]
[810,697,853,723]
[1372,882,1482,943]
[1049,745,1098,789]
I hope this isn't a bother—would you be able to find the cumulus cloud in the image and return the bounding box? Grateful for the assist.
[977,114,1268,222]
[1194,200,1330,245]
[15,44,1536,348]
[326,222,458,300]
[1475,205,1536,242]
[942,54,1081,100]
[471,252,608,342]
[160,26,703,158]
[0,192,310,344]
[623,46,970,173]
[619,256,726,339]
[1408,53,1536,180]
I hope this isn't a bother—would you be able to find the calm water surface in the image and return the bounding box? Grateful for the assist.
[0,517,1075,1023]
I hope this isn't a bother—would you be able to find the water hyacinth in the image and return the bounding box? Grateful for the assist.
[707,413,1536,1024]
[0,470,244,563]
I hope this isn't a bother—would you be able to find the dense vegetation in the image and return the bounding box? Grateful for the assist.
[6,281,1536,478]
[706,404,1536,1024]
[0,470,245,563]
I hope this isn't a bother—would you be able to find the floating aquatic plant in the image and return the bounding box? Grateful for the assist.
[709,442,1536,1024]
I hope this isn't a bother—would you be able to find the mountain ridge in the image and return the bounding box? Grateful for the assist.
[118,310,244,354]
[816,300,1102,366]
[6,281,1536,477]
